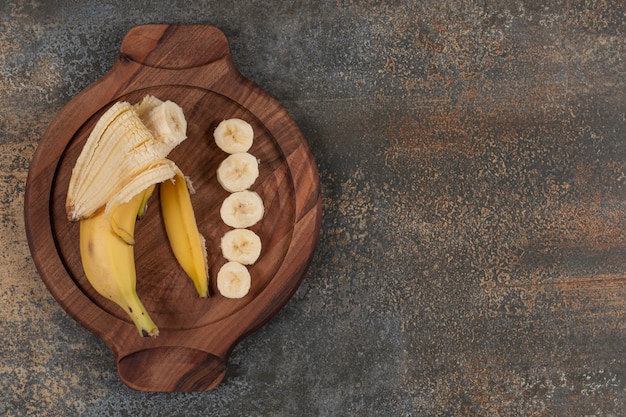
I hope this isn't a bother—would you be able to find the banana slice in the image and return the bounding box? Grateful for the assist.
[220,190,264,228]
[217,261,251,298]
[221,228,262,265]
[216,152,259,192]
[214,118,254,154]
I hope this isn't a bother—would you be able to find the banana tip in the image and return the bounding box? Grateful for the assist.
[142,328,160,338]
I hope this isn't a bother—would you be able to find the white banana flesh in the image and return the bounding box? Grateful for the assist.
[140,99,188,157]
[133,94,163,118]
[79,188,159,338]
[217,261,251,298]
[220,190,265,229]
[213,118,254,154]
[220,228,262,265]
[216,152,259,192]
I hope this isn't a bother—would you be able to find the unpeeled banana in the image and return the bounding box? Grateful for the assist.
[69,96,209,337]
[80,187,159,337]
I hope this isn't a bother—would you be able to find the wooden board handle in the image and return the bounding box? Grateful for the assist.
[120,24,230,69]
[117,346,226,391]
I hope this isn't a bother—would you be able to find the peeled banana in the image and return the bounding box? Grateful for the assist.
[217,261,251,298]
[79,188,159,338]
[216,152,259,192]
[220,190,265,229]
[213,118,254,154]
[134,95,188,156]
[66,99,187,221]
[140,99,188,157]
[160,169,209,298]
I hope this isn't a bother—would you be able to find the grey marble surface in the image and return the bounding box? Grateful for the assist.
[3,0,626,415]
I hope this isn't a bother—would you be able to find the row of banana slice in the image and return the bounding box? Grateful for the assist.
[213,118,265,299]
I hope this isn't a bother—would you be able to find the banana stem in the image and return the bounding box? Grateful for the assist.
[124,293,159,337]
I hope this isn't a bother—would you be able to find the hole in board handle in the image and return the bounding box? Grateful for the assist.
[117,346,226,392]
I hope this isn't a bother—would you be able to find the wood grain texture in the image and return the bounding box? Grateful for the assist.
[24,24,321,392]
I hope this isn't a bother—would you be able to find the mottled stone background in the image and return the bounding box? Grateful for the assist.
[2,0,626,416]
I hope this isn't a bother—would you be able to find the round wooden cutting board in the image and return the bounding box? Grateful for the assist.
[24,24,321,392]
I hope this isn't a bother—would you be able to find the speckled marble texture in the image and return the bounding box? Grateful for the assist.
[3,0,626,415]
